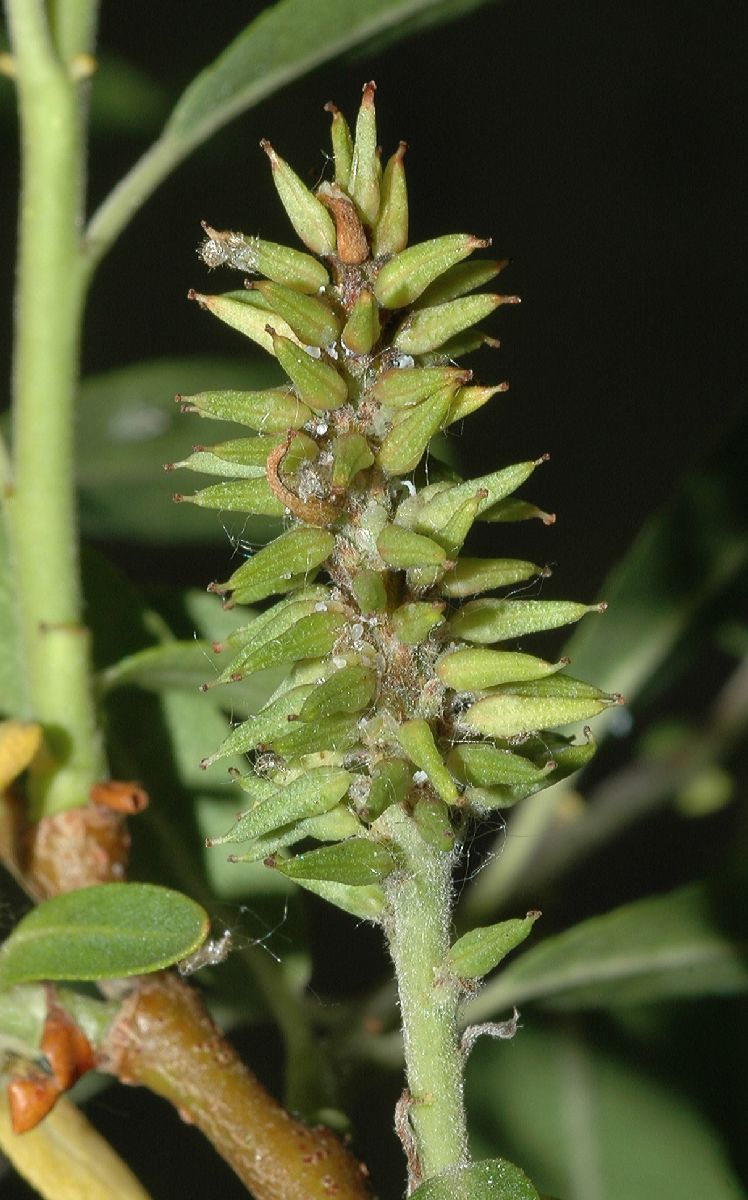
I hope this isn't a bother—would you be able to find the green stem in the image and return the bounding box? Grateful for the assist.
[5,0,105,814]
[381,804,468,1185]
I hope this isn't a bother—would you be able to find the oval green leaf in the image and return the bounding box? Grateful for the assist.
[0,884,210,987]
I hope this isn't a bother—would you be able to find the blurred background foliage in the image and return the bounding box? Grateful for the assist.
[0,1,746,1197]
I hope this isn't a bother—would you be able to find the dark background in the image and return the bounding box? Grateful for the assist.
[1,2,746,1197]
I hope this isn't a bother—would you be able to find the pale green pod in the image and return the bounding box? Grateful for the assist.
[349,81,380,226]
[439,558,545,598]
[199,227,329,293]
[391,601,445,645]
[425,328,501,362]
[330,432,375,491]
[211,610,348,686]
[393,719,459,805]
[180,431,317,476]
[414,458,546,534]
[377,524,448,569]
[446,382,508,427]
[325,102,354,189]
[208,766,352,844]
[260,139,337,256]
[176,388,313,432]
[174,478,285,517]
[446,912,540,980]
[366,758,413,819]
[463,678,622,740]
[371,366,470,408]
[437,648,567,691]
[394,294,515,356]
[447,743,554,788]
[376,384,455,474]
[374,234,489,309]
[269,838,398,885]
[200,683,314,767]
[188,290,298,355]
[222,587,332,650]
[212,526,335,604]
[217,801,363,864]
[299,664,377,721]
[479,497,555,524]
[283,876,385,921]
[253,280,341,348]
[270,712,362,757]
[230,570,316,608]
[341,290,380,355]
[427,493,482,558]
[271,331,349,412]
[351,570,387,614]
[371,141,408,257]
[413,796,456,853]
[447,598,604,644]
[418,258,508,307]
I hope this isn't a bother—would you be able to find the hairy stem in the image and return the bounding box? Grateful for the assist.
[381,804,467,1188]
[4,0,105,815]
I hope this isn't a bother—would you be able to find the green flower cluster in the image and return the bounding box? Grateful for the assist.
[174,82,619,933]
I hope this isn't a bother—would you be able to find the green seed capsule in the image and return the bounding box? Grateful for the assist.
[439,558,546,598]
[299,664,377,721]
[217,801,363,865]
[270,838,398,886]
[447,744,555,788]
[349,81,380,226]
[212,526,335,604]
[330,432,375,491]
[377,524,448,569]
[371,141,408,257]
[366,758,413,819]
[415,458,545,535]
[170,434,285,479]
[372,366,470,409]
[394,294,516,356]
[413,796,456,852]
[176,388,313,432]
[201,683,314,767]
[446,912,540,980]
[448,599,604,644]
[189,290,298,355]
[271,330,349,412]
[446,382,508,427]
[418,258,508,307]
[174,478,285,517]
[393,719,458,805]
[428,493,482,558]
[253,280,341,349]
[374,234,489,310]
[479,497,556,524]
[437,648,567,691]
[199,225,329,293]
[283,877,386,922]
[324,101,354,189]
[260,139,337,256]
[341,289,380,355]
[463,677,622,739]
[221,587,332,651]
[212,610,348,686]
[270,712,362,757]
[376,383,455,474]
[391,601,445,645]
[350,570,387,614]
[208,766,352,844]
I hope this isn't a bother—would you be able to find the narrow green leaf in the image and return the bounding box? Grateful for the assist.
[0,884,209,986]
[410,1158,540,1199]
